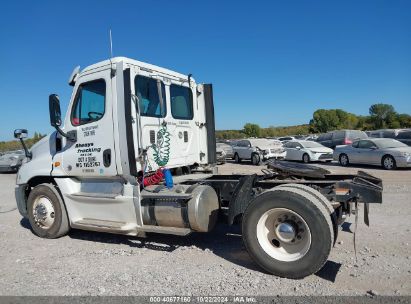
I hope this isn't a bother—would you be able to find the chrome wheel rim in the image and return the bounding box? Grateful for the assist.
[32,196,55,229]
[256,208,311,262]
[384,157,394,169]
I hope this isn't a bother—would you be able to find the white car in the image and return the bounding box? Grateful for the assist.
[284,140,333,163]
[233,138,286,165]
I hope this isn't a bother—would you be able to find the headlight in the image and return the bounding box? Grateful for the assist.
[399,152,411,157]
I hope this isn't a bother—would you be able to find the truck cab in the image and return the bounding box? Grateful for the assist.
[15,57,218,237]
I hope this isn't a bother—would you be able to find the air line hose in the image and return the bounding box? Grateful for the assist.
[151,124,171,167]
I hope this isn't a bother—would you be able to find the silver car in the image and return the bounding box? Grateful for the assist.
[333,138,411,170]
[0,150,25,173]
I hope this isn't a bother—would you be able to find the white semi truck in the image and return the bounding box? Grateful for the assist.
[13,57,383,279]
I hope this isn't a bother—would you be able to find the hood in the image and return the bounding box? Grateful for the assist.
[309,147,333,153]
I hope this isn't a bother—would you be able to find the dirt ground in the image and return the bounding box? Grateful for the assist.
[0,161,410,296]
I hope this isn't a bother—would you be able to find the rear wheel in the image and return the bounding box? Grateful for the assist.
[234,153,241,163]
[382,155,396,170]
[27,183,69,239]
[339,154,349,166]
[302,153,310,163]
[242,188,333,279]
[251,153,261,166]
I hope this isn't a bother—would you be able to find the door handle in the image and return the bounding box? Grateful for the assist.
[103,149,111,167]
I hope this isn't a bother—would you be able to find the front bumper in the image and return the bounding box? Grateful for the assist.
[263,152,286,161]
[395,156,411,168]
[15,184,28,218]
[313,153,333,161]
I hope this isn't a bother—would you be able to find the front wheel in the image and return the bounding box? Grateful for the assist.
[242,188,333,279]
[382,155,396,170]
[27,183,69,238]
[302,153,310,163]
[251,153,261,166]
[234,153,241,163]
[339,154,349,166]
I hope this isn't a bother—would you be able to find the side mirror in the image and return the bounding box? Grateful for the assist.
[49,94,62,127]
[14,129,28,139]
[13,129,32,159]
[370,146,378,150]
[296,146,301,150]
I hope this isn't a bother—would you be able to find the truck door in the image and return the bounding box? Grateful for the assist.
[59,69,117,177]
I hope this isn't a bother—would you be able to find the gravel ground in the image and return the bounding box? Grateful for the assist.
[0,162,410,296]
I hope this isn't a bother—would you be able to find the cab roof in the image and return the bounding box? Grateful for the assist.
[81,57,193,82]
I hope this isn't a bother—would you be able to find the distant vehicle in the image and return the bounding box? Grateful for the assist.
[396,130,411,146]
[367,129,403,139]
[216,142,234,160]
[333,138,411,170]
[233,138,286,165]
[284,140,334,163]
[216,146,226,164]
[277,136,296,143]
[0,150,25,173]
[316,130,368,149]
[305,135,318,141]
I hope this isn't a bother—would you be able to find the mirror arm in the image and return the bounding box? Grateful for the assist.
[55,126,77,142]
[19,138,32,159]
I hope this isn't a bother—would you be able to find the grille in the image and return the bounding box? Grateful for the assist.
[319,153,333,159]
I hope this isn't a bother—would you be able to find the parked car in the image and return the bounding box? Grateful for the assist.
[316,130,368,149]
[233,138,286,165]
[216,147,226,164]
[396,130,411,146]
[284,140,334,163]
[277,136,296,143]
[367,129,403,139]
[333,138,411,170]
[216,142,234,159]
[0,150,25,173]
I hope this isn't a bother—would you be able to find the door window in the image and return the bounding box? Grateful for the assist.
[71,80,106,126]
[135,76,166,117]
[358,140,376,149]
[170,84,193,120]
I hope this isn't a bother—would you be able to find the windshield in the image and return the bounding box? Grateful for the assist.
[375,139,407,149]
[301,141,324,148]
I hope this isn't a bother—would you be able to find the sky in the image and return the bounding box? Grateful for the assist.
[0,0,410,141]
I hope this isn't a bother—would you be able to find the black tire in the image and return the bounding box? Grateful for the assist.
[234,153,241,163]
[251,153,261,166]
[276,184,338,245]
[339,153,349,167]
[242,188,333,279]
[382,155,396,170]
[27,183,69,238]
[302,153,310,163]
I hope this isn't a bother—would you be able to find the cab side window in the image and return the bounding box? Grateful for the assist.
[135,76,166,117]
[170,84,193,120]
[71,80,106,126]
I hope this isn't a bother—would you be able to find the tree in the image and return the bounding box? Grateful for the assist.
[369,103,396,129]
[310,109,341,133]
[243,123,261,137]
